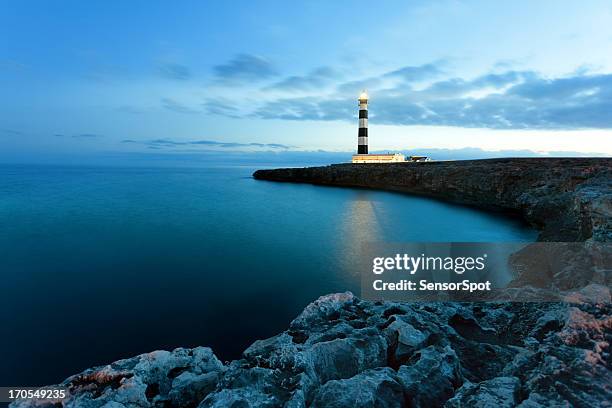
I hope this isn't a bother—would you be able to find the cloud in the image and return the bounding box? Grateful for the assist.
[0,128,24,136]
[158,63,191,80]
[121,138,292,150]
[336,62,443,94]
[52,133,103,139]
[213,54,277,83]
[161,98,201,114]
[254,97,322,121]
[203,99,241,118]
[116,105,147,114]
[73,133,102,138]
[265,66,340,91]
[383,62,443,82]
[411,70,531,100]
[238,64,612,130]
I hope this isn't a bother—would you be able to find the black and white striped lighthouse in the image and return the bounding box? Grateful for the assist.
[357,90,368,154]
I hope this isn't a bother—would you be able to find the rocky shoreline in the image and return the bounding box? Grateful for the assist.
[13,292,611,407]
[13,158,611,407]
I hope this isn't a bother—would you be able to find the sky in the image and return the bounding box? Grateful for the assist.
[1,0,612,163]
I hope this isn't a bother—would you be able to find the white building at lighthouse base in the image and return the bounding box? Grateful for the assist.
[351,153,405,163]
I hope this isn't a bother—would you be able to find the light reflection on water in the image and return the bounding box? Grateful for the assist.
[339,191,383,280]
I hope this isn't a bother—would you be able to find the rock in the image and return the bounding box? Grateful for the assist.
[516,392,569,407]
[311,368,404,408]
[290,292,357,331]
[564,283,612,305]
[198,365,283,408]
[444,376,521,407]
[384,317,428,364]
[397,345,462,407]
[11,347,224,408]
[100,403,127,408]
[168,371,219,408]
[11,296,611,408]
[305,333,388,383]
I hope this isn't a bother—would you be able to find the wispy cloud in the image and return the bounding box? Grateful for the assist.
[213,54,278,84]
[202,99,241,118]
[73,133,102,138]
[212,60,612,130]
[54,133,104,138]
[161,98,201,114]
[383,62,444,82]
[336,62,443,94]
[265,66,340,91]
[0,128,24,136]
[158,63,191,80]
[121,138,292,150]
[116,105,147,114]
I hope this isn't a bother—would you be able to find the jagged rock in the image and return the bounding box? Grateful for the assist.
[11,347,223,408]
[383,317,428,364]
[168,372,219,408]
[11,295,611,408]
[397,345,462,407]
[198,364,285,408]
[444,376,521,407]
[311,368,403,408]
[305,332,388,383]
[563,283,611,305]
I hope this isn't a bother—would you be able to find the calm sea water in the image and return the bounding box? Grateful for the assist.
[0,164,537,386]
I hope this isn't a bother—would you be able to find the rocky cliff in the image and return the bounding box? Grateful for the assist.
[254,158,612,242]
[12,158,611,408]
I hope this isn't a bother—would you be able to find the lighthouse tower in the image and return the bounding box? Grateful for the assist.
[351,90,406,164]
[357,90,368,154]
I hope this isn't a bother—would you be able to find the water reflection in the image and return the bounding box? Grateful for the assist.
[338,191,383,280]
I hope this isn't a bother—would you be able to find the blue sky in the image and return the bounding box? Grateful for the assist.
[1,0,612,163]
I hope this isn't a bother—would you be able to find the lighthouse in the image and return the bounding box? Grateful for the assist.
[357,90,368,154]
[351,90,407,163]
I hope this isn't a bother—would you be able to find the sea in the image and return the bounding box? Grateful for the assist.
[0,164,537,386]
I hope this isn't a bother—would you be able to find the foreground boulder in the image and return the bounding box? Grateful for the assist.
[445,376,521,407]
[13,292,611,407]
[11,347,223,408]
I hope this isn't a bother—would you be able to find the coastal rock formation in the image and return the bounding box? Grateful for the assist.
[13,292,611,407]
[253,158,612,242]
